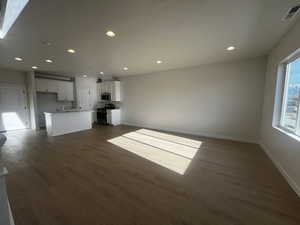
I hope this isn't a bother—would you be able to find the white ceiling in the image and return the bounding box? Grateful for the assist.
[0,0,299,77]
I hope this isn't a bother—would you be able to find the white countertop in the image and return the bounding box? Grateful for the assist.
[44,110,94,115]
[106,108,121,111]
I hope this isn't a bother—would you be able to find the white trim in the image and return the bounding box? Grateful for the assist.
[0,167,8,177]
[260,143,300,197]
[121,121,258,144]
[273,126,300,142]
[277,52,300,136]
[8,201,15,225]
[279,62,290,127]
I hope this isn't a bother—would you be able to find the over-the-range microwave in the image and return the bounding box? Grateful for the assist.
[101,92,111,101]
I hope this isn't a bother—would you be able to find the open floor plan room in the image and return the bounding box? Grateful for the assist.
[1,0,300,225]
[2,126,300,225]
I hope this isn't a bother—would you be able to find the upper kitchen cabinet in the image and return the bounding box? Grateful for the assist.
[57,81,74,101]
[98,81,121,102]
[36,78,74,101]
[36,78,58,93]
[111,81,121,102]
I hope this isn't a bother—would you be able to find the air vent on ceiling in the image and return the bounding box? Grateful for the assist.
[283,5,300,21]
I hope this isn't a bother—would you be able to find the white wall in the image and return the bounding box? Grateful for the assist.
[26,72,38,130]
[261,19,300,196]
[120,57,266,143]
[0,68,26,84]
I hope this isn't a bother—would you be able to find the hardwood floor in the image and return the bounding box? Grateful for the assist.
[1,125,300,225]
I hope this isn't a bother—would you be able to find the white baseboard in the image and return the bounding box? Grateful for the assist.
[121,121,258,144]
[260,143,300,197]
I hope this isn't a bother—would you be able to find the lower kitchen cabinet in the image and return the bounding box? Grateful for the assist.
[107,109,121,126]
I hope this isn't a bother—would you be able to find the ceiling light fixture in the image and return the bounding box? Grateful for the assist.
[14,57,23,61]
[67,49,76,53]
[45,59,53,63]
[227,46,235,51]
[123,67,128,71]
[156,60,162,64]
[42,41,52,46]
[83,75,87,78]
[32,66,38,69]
[106,30,116,37]
[100,72,104,75]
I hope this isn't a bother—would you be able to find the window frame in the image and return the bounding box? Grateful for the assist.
[279,54,300,136]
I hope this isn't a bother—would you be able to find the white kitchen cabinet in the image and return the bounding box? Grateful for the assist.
[98,81,121,102]
[107,109,121,126]
[36,78,47,92]
[111,81,121,101]
[36,78,58,93]
[36,78,74,101]
[102,82,112,93]
[57,81,74,101]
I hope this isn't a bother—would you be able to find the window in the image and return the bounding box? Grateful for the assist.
[280,56,300,136]
[0,0,29,39]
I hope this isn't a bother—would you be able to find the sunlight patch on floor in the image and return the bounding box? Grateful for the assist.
[137,129,202,149]
[1,112,25,131]
[108,129,202,175]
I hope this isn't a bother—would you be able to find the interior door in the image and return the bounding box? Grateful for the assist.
[78,88,91,110]
[0,85,29,131]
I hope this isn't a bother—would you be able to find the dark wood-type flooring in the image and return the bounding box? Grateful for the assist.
[1,125,300,225]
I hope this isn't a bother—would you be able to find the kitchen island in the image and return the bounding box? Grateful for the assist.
[44,110,93,136]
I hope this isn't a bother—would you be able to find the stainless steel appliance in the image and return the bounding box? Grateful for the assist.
[101,92,111,101]
[97,104,115,125]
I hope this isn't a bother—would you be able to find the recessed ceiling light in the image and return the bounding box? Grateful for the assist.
[32,66,38,69]
[227,46,235,51]
[45,59,53,63]
[67,49,76,53]
[106,30,116,37]
[83,75,87,78]
[14,57,23,61]
[123,67,128,71]
[156,60,162,64]
[100,72,104,75]
[43,41,51,46]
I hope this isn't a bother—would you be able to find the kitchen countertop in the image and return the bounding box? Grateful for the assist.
[106,108,120,111]
[44,110,94,114]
